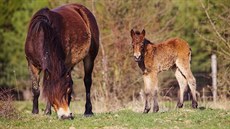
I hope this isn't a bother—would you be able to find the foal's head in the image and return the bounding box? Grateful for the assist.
[130,29,145,62]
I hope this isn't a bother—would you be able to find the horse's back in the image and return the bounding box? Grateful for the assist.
[51,4,99,66]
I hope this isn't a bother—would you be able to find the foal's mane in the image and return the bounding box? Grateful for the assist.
[28,8,68,101]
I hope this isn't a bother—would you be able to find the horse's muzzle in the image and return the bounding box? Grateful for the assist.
[61,113,74,120]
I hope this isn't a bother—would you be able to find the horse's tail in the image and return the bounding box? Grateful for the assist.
[29,8,54,71]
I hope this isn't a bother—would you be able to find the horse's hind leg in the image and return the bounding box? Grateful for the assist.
[175,68,187,108]
[83,55,95,116]
[176,60,198,108]
[28,62,41,114]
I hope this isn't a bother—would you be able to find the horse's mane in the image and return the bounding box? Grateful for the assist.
[28,8,68,102]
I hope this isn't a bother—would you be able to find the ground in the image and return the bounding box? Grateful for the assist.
[0,101,230,129]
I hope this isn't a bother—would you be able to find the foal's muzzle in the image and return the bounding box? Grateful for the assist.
[134,52,141,62]
[134,56,142,62]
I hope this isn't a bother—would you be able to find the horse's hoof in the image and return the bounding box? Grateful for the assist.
[44,110,51,115]
[84,112,94,117]
[32,109,39,114]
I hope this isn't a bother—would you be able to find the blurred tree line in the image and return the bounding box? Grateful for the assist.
[0,0,229,103]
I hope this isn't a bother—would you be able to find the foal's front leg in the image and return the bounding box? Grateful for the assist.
[143,72,159,113]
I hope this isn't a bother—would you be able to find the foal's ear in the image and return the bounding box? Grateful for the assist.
[141,29,145,37]
[130,29,135,38]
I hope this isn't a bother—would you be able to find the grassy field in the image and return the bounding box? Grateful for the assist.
[0,101,230,129]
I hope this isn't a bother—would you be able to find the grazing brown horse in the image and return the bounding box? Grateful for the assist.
[25,4,99,119]
[130,29,198,113]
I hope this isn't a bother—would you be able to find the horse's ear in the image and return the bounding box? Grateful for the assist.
[130,29,135,38]
[141,29,145,37]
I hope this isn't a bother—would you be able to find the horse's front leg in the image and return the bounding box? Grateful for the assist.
[29,63,41,114]
[44,101,51,115]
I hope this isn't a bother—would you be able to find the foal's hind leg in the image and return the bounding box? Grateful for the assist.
[176,60,198,108]
[28,63,41,114]
[175,68,187,108]
[83,55,95,116]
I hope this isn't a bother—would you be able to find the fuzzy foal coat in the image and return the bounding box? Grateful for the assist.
[131,30,198,113]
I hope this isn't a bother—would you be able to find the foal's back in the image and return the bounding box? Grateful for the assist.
[145,38,191,72]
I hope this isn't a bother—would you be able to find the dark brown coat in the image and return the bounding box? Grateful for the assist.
[25,4,99,119]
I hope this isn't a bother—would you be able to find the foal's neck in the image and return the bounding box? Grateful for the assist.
[142,38,153,53]
[137,39,153,71]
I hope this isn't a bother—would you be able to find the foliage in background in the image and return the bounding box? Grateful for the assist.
[0,0,229,105]
[198,0,230,97]
[0,88,19,119]
[0,0,49,88]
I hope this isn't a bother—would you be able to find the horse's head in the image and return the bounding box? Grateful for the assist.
[130,29,145,62]
[44,70,74,119]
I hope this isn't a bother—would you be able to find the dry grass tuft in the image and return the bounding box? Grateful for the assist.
[0,88,19,119]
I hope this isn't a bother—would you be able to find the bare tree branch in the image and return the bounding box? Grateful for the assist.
[199,0,230,49]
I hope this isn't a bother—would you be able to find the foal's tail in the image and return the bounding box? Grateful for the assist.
[189,48,192,64]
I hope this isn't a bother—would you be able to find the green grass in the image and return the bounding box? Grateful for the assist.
[0,101,230,129]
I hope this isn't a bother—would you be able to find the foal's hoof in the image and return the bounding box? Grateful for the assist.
[177,102,183,108]
[143,108,150,113]
[192,101,198,108]
[153,106,159,112]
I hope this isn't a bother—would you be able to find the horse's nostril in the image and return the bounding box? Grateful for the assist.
[60,114,74,120]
